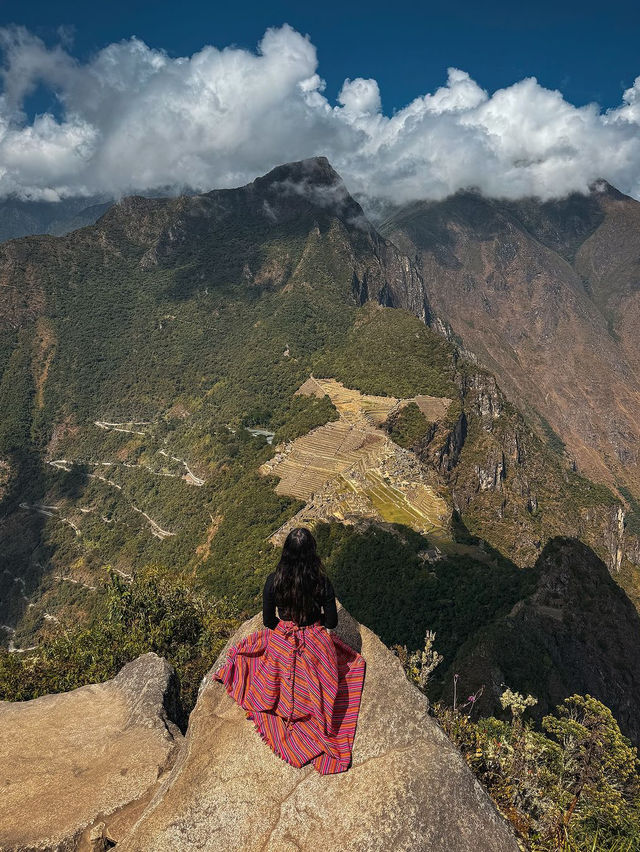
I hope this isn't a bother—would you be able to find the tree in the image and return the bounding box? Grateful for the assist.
[542,694,640,845]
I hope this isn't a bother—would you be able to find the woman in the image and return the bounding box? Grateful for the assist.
[212,527,366,775]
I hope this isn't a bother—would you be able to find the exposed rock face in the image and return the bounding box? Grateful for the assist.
[380,183,640,505]
[0,653,183,851]
[118,607,518,852]
[412,367,626,573]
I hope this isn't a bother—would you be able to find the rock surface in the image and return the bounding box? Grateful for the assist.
[0,652,183,851]
[118,607,518,852]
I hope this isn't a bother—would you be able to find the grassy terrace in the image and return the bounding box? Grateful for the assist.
[262,376,451,542]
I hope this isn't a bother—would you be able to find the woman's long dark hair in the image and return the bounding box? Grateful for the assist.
[273,527,327,625]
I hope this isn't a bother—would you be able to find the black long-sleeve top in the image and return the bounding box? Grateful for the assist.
[262,572,338,630]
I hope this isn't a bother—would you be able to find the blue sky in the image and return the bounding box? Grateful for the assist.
[4,0,638,115]
[0,1,639,203]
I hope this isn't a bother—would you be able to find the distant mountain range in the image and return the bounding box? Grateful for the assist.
[6,171,640,511]
[1,157,640,742]
[0,196,114,243]
[0,184,197,243]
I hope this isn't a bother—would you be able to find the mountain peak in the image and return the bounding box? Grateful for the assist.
[241,156,364,227]
[250,156,359,216]
[588,177,633,202]
[253,156,343,191]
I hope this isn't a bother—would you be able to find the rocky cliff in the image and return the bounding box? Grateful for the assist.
[0,653,183,851]
[446,537,640,744]
[117,606,518,852]
[379,183,640,510]
[411,365,624,573]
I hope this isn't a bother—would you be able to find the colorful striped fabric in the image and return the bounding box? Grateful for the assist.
[212,619,366,774]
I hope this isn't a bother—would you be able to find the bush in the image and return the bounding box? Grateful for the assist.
[397,642,640,852]
[0,566,240,729]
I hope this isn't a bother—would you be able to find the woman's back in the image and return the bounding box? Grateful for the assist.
[263,526,338,629]
[263,571,338,629]
[214,526,365,775]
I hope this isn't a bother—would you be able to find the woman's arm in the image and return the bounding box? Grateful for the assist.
[322,576,338,629]
[262,573,280,629]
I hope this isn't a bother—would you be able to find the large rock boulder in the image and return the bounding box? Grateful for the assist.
[0,652,183,851]
[118,607,518,852]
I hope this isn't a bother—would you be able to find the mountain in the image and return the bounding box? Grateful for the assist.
[0,184,204,244]
[379,181,640,515]
[0,156,453,640]
[0,157,639,749]
[0,195,114,242]
[443,536,640,744]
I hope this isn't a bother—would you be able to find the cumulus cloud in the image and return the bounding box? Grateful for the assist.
[0,23,639,206]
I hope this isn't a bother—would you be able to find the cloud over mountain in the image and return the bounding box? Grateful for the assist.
[1,23,639,205]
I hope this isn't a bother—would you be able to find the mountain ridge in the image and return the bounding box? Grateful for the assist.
[379,179,640,507]
[1,157,639,761]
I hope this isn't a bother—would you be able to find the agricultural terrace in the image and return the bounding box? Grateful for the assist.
[261,377,451,544]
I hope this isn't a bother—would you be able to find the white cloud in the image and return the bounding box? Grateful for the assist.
[0,24,639,206]
[338,78,382,115]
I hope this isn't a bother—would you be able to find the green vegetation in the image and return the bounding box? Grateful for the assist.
[539,414,567,457]
[564,469,619,509]
[437,689,640,851]
[315,522,535,670]
[396,639,640,852]
[271,393,339,443]
[0,329,36,457]
[0,566,239,728]
[313,304,459,399]
[617,484,640,536]
[386,401,430,448]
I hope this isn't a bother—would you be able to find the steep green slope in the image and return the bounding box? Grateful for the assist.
[0,158,444,640]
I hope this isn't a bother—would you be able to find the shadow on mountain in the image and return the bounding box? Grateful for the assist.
[315,520,534,677]
[0,450,51,630]
[445,536,640,745]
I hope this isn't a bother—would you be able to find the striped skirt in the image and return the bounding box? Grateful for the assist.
[212,620,366,774]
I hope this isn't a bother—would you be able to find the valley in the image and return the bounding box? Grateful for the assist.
[0,156,639,760]
[1,10,639,845]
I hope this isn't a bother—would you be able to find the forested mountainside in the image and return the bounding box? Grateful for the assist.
[379,182,640,518]
[1,157,640,743]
